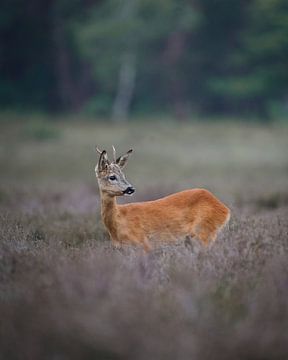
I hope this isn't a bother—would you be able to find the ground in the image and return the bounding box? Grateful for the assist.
[0,116,288,360]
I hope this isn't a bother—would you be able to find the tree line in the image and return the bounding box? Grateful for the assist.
[0,0,287,120]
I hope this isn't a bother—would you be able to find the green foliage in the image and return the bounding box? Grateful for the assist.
[209,74,268,99]
[0,0,288,119]
[210,0,288,116]
[82,95,113,117]
[0,0,56,111]
[75,0,201,115]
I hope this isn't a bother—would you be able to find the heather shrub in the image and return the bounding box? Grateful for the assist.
[0,121,287,359]
[0,205,287,360]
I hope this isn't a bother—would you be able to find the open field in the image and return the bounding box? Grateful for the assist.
[0,117,288,359]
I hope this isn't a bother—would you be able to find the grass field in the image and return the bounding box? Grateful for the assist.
[0,116,288,359]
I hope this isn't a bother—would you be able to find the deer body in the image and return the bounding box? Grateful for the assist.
[95,147,230,251]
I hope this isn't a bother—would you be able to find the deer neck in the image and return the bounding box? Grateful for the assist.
[100,192,119,240]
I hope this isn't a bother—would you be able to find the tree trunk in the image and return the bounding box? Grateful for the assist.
[52,4,82,112]
[112,0,138,122]
[163,31,188,121]
[112,52,136,122]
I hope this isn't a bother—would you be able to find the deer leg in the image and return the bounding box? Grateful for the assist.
[196,228,217,246]
[127,235,152,252]
[118,231,152,252]
[142,237,152,252]
[111,239,122,249]
[184,235,194,248]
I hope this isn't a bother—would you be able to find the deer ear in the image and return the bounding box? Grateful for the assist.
[116,149,133,169]
[98,150,110,172]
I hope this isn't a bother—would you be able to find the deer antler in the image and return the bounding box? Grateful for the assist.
[95,146,103,155]
[112,145,116,162]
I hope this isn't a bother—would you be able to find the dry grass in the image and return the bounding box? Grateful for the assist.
[0,117,288,359]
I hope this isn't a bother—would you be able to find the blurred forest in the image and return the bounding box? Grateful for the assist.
[0,0,288,120]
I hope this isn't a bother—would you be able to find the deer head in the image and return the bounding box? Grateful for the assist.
[95,146,135,196]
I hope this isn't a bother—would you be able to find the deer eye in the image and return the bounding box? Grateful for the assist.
[109,175,117,181]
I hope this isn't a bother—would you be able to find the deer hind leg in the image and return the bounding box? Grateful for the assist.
[193,208,230,246]
[119,231,152,252]
[142,237,152,252]
[194,221,218,246]
[130,236,152,252]
[197,229,217,246]
[184,235,196,250]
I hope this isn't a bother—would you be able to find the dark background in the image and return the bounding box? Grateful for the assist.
[1,0,288,121]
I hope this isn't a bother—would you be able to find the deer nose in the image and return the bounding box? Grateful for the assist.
[124,186,135,195]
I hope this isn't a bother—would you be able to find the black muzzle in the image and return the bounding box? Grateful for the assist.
[123,186,135,195]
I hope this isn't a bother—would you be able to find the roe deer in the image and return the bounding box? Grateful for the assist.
[95,146,230,252]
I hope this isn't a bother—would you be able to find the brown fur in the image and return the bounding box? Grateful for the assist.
[96,148,230,252]
[100,189,230,251]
